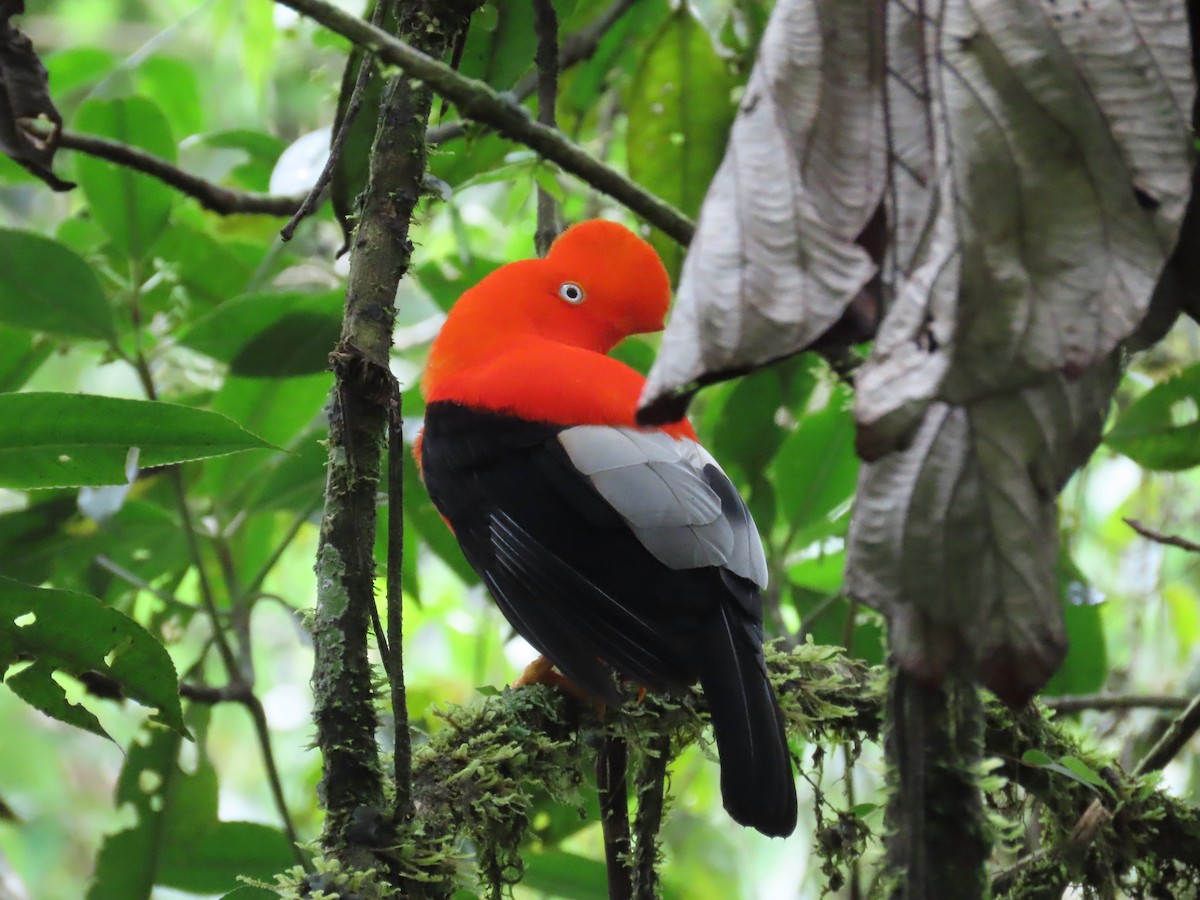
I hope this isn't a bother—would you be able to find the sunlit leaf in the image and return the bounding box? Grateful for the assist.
[0,393,275,489]
[1105,364,1200,471]
[0,578,185,737]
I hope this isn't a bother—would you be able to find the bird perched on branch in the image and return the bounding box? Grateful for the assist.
[418,219,797,837]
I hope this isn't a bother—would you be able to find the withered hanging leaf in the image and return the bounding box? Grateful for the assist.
[0,0,73,190]
[638,0,885,423]
[845,356,1119,705]
[856,0,1193,456]
[640,0,1195,702]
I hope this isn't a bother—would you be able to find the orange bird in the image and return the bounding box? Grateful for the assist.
[419,220,797,837]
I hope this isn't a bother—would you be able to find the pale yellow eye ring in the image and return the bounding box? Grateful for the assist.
[558,282,585,304]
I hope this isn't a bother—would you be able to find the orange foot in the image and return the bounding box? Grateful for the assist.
[514,655,593,702]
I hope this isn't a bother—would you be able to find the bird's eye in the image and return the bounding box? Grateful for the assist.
[558,282,585,304]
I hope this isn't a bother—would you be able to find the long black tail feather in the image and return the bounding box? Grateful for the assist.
[697,604,798,837]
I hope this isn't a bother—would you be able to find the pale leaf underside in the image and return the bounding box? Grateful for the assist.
[641,0,1195,698]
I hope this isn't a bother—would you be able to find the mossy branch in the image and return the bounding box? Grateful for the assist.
[373,644,1200,897]
[310,2,478,885]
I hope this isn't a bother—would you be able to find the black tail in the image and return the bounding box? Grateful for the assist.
[697,604,797,837]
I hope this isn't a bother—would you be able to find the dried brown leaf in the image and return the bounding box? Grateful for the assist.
[0,1,73,190]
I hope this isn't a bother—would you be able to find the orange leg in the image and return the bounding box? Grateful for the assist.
[514,654,594,702]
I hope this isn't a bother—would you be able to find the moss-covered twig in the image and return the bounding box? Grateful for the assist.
[310,1,478,883]
[385,645,1199,897]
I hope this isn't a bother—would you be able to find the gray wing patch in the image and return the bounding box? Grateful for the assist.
[557,426,768,588]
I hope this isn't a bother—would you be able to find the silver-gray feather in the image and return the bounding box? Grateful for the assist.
[557,426,768,588]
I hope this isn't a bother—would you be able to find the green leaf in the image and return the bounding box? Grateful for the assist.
[6,659,109,739]
[1105,364,1200,470]
[771,386,859,536]
[90,720,297,899]
[160,821,296,893]
[0,325,52,391]
[89,725,182,899]
[1021,748,1053,767]
[0,393,275,490]
[1043,555,1107,697]
[459,2,537,92]
[0,229,115,340]
[1021,749,1114,797]
[74,97,176,260]
[521,851,610,900]
[180,290,343,377]
[0,578,185,737]
[1059,757,1116,797]
[626,7,738,277]
[707,370,787,483]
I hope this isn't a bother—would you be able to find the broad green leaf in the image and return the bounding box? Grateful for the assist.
[707,369,787,483]
[458,2,536,92]
[0,229,115,340]
[152,223,261,308]
[771,386,859,536]
[74,97,176,261]
[6,659,108,739]
[0,578,185,737]
[1042,555,1106,697]
[0,326,52,391]
[0,393,274,489]
[521,852,610,900]
[1105,364,1200,470]
[89,726,182,900]
[626,7,738,277]
[180,290,343,377]
[91,720,298,899]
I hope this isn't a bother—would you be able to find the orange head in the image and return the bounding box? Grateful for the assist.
[431,219,670,358]
[422,220,686,429]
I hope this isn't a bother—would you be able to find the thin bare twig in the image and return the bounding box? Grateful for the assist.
[1133,690,1200,776]
[532,0,562,257]
[280,0,387,240]
[272,0,695,245]
[94,554,201,614]
[426,0,638,146]
[55,129,305,216]
[1045,693,1191,715]
[1124,517,1200,554]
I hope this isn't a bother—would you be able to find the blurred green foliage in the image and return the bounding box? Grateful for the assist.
[0,1,1198,898]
